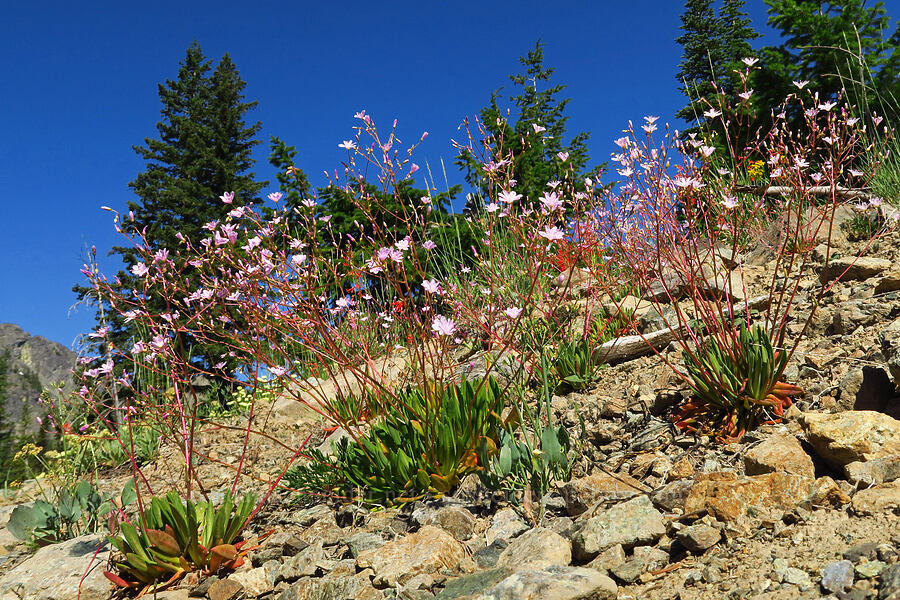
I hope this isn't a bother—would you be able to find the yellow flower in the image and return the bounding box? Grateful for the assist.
[748,160,766,181]
[13,444,42,461]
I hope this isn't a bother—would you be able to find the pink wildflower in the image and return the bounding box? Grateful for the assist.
[431,315,456,336]
[539,226,565,241]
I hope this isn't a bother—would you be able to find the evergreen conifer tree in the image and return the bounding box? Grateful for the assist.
[456,41,592,212]
[762,0,899,123]
[676,0,760,124]
[268,136,312,220]
[75,42,265,382]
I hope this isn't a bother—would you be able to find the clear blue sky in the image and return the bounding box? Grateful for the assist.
[1,0,897,349]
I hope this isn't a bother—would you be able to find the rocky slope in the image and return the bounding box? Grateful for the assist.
[0,323,76,432]
[1,216,900,600]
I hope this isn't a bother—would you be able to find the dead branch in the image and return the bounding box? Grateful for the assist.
[595,295,771,364]
[734,185,875,201]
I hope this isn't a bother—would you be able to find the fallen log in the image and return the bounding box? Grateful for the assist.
[595,295,771,364]
[734,185,876,202]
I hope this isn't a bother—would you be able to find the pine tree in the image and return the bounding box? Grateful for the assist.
[456,41,592,211]
[74,42,266,381]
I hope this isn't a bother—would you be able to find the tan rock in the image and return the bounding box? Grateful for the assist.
[497,527,572,570]
[424,505,477,541]
[800,411,900,481]
[208,578,244,600]
[587,544,627,572]
[0,506,23,556]
[485,507,529,546]
[0,535,112,600]
[684,472,815,522]
[571,495,666,561]
[845,458,900,487]
[356,525,466,588]
[806,476,851,508]
[229,563,276,596]
[280,574,385,599]
[484,566,618,600]
[743,433,815,479]
[669,457,695,481]
[875,270,900,294]
[560,472,644,516]
[850,480,900,516]
[822,256,892,282]
[676,524,721,553]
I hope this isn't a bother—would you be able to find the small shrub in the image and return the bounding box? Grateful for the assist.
[60,423,160,473]
[842,203,887,241]
[548,339,598,392]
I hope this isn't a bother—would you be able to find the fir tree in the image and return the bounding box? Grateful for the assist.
[676,0,760,123]
[719,0,761,93]
[74,42,266,382]
[456,41,592,211]
[761,0,900,124]
[676,0,724,123]
[268,136,312,221]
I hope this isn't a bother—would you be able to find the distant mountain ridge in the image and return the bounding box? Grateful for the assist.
[0,323,76,431]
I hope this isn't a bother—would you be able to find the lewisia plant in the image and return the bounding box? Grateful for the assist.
[74,109,614,505]
[588,73,893,440]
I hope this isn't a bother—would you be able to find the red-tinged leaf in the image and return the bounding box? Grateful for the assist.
[104,571,136,588]
[207,544,238,573]
[145,528,180,556]
[211,544,238,560]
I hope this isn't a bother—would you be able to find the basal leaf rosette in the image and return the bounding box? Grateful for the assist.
[104,491,269,594]
[675,324,803,442]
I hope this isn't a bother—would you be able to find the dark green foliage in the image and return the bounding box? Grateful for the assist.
[676,0,760,126]
[317,178,453,249]
[755,1,900,130]
[75,42,266,381]
[841,209,887,241]
[479,365,578,502]
[676,0,724,123]
[456,41,593,212]
[548,339,599,392]
[764,0,898,104]
[478,424,571,499]
[62,424,161,473]
[267,136,313,230]
[676,324,804,441]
